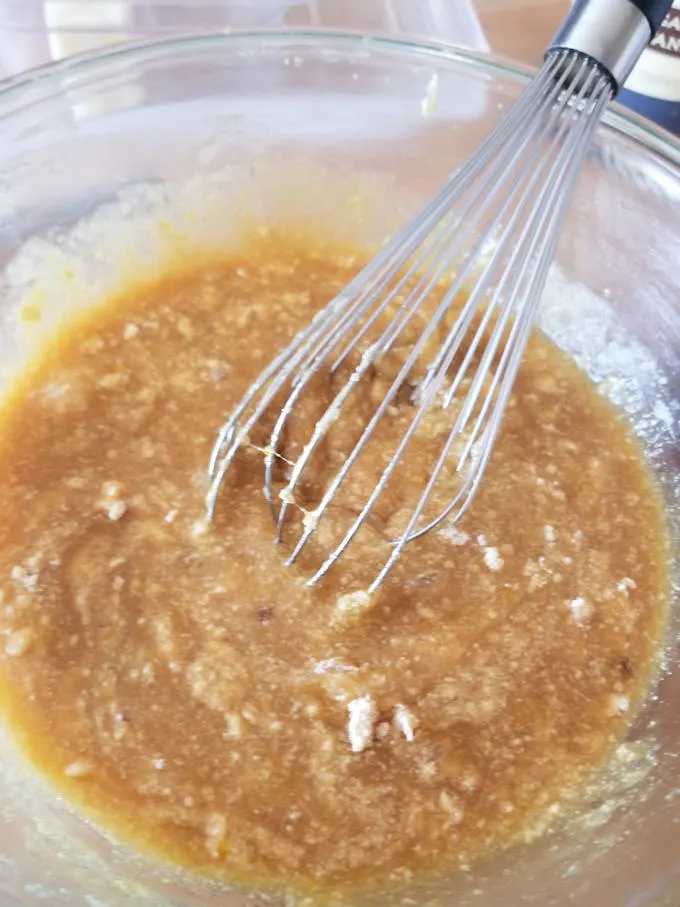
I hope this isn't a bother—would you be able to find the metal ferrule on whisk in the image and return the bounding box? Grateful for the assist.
[547,0,655,90]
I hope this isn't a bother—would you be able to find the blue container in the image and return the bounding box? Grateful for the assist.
[618,0,680,134]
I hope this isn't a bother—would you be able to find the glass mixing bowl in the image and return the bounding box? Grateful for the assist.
[0,29,677,907]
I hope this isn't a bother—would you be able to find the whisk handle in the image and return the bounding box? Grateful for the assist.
[630,0,673,32]
[547,0,673,90]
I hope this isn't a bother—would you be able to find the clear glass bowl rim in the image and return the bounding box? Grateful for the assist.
[0,26,677,907]
[0,27,679,168]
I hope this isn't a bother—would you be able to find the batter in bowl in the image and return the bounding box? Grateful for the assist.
[0,230,669,900]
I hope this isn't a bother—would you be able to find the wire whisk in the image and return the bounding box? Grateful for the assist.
[206,0,670,591]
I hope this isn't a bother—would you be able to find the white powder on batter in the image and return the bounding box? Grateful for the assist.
[483,546,504,572]
[347,695,376,754]
[538,267,678,458]
[438,524,470,546]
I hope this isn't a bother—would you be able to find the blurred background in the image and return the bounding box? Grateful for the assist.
[0,0,568,79]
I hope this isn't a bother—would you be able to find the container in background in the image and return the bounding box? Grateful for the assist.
[0,0,492,128]
[0,0,488,79]
[618,0,680,133]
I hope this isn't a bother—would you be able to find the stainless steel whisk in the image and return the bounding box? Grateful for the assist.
[207,0,671,590]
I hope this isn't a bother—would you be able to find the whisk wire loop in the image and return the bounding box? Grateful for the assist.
[268,57,579,544]
[207,49,615,590]
[379,60,613,567]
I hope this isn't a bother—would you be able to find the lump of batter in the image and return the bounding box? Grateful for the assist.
[0,231,669,901]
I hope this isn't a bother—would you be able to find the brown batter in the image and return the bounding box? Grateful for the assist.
[0,231,669,900]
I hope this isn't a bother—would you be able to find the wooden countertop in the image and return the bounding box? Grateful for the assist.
[478,0,570,65]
